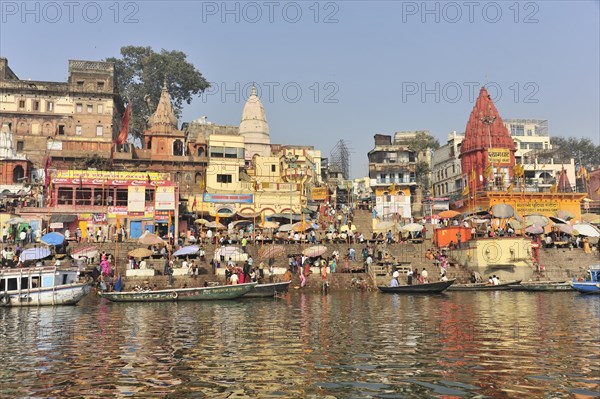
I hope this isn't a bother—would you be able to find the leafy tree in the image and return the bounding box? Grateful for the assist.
[106,46,210,141]
[549,137,600,170]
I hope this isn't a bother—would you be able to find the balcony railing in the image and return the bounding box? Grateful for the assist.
[374,177,415,185]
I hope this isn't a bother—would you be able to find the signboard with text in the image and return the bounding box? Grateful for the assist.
[127,186,146,213]
[515,201,560,214]
[202,193,253,203]
[311,187,327,201]
[156,186,176,210]
[488,148,511,164]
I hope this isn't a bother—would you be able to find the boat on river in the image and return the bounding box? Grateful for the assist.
[242,281,291,298]
[98,282,257,302]
[571,265,600,295]
[378,279,455,294]
[447,280,521,291]
[0,266,90,306]
[509,281,574,292]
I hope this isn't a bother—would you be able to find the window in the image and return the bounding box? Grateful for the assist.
[145,189,155,202]
[58,187,74,205]
[46,101,54,111]
[76,103,83,112]
[217,174,232,183]
[87,104,93,113]
[58,125,65,135]
[96,126,103,136]
[97,81,105,91]
[7,278,17,291]
[224,147,238,158]
[77,80,84,88]
[33,100,39,111]
[75,125,82,135]
[98,104,104,114]
[271,164,276,172]
[527,129,533,136]
[12,165,24,182]
[18,99,25,108]
[116,189,128,206]
[75,188,92,206]
[520,143,527,150]
[209,146,224,158]
[16,141,24,151]
[511,124,525,136]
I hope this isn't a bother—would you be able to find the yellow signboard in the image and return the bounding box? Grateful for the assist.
[488,148,511,164]
[514,201,560,214]
[55,170,170,181]
[311,187,327,201]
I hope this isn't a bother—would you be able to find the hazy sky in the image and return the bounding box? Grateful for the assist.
[1,1,598,177]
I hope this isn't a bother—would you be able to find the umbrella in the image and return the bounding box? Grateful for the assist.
[138,231,165,245]
[438,210,460,219]
[20,247,51,261]
[71,246,99,260]
[554,223,574,235]
[259,245,286,260]
[340,224,356,232]
[581,213,600,224]
[216,246,242,257]
[473,218,489,224]
[525,215,549,227]
[6,217,27,224]
[508,220,522,229]
[236,211,262,218]
[557,210,575,220]
[573,223,600,238]
[525,224,544,235]
[262,221,279,229]
[173,245,200,257]
[226,252,248,262]
[278,223,294,232]
[194,218,209,225]
[303,245,327,258]
[206,221,226,229]
[492,203,515,219]
[230,220,253,229]
[128,248,153,258]
[292,222,311,232]
[549,216,568,225]
[401,223,424,233]
[41,232,65,246]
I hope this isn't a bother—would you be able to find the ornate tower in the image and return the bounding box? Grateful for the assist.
[144,81,186,158]
[239,84,271,158]
[460,87,516,192]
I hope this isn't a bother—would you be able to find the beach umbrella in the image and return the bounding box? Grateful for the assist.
[554,223,574,235]
[278,223,294,232]
[573,223,600,238]
[6,216,27,224]
[138,231,165,245]
[71,246,99,260]
[340,224,356,232]
[303,245,327,258]
[401,223,424,233]
[128,247,153,258]
[525,215,549,227]
[194,218,209,225]
[41,232,65,246]
[525,224,544,235]
[19,247,51,261]
[438,210,460,219]
[259,245,286,260]
[581,213,600,224]
[262,221,279,229]
[556,210,575,220]
[206,221,226,229]
[549,216,568,225]
[173,245,200,257]
[492,203,515,219]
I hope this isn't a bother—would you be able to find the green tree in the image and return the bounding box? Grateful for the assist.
[550,137,600,170]
[106,46,210,141]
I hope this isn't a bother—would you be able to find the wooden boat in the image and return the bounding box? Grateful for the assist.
[242,281,291,298]
[509,281,574,292]
[98,282,257,302]
[378,279,455,294]
[447,280,521,291]
[571,265,600,295]
[0,266,90,306]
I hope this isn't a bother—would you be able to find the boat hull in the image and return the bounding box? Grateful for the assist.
[242,281,291,298]
[378,279,455,294]
[99,282,256,302]
[1,284,90,307]
[570,282,600,294]
[509,282,574,292]
[447,280,521,291]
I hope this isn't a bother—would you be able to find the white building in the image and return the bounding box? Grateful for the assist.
[431,131,464,202]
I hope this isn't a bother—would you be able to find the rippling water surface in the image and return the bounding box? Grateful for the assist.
[1,291,599,398]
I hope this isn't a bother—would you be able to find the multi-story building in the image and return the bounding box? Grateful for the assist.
[503,119,550,162]
[431,131,464,202]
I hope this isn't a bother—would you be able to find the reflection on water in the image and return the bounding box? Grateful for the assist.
[0,292,599,398]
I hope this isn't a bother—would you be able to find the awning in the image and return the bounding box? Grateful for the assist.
[50,214,77,223]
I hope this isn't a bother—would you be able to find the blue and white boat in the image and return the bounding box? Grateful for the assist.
[571,265,600,295]
[0,266,90,306]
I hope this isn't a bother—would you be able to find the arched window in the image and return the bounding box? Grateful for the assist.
[173,139,184,156]
[198,147,204,157]
[12,165,25,183]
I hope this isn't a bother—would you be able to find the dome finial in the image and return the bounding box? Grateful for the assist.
[251,82,257,96]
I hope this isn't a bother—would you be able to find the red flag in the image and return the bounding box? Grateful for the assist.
[54,125,59,137]
[44,156,52,186]
[192,196,197,211]
[116,103,131,145]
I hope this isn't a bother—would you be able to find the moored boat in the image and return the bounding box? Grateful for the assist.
[378,279,455,294]
[509,281,574,292]
[98,282,257,302]
[0,266,90,306]
[447,280,521,291]
[571,265,600,295]
[242,281,291,298]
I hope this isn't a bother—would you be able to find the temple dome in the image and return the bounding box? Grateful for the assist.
[149,80,178,134]
[239,85,269,137]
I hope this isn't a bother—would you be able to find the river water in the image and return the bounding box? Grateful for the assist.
[0,291,599,398]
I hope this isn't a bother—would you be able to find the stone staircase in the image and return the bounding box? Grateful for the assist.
[351,209,373,237]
